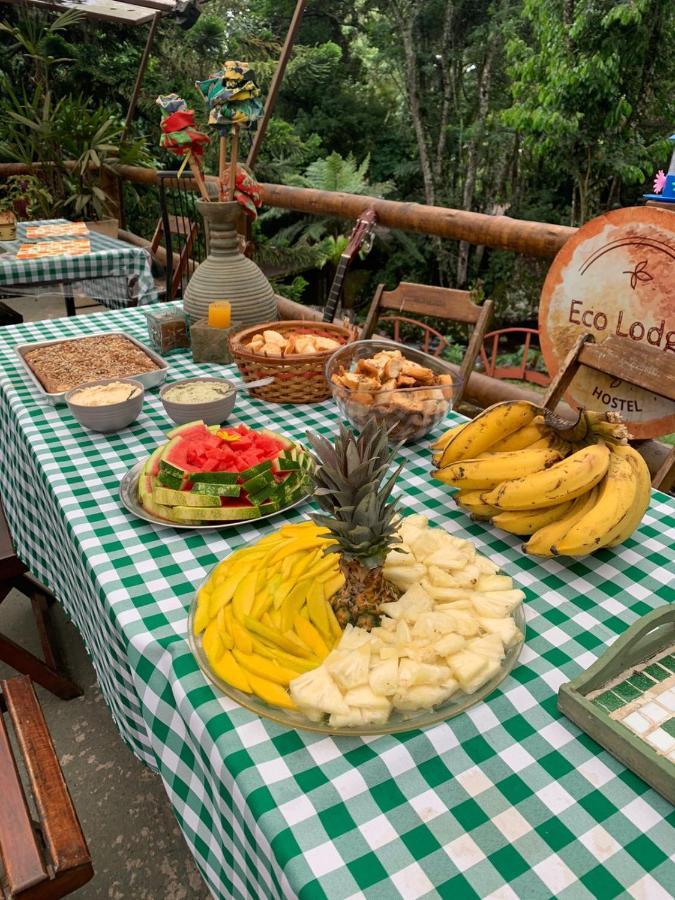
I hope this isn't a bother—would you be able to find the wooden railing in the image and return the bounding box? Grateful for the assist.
[0,162,576,258]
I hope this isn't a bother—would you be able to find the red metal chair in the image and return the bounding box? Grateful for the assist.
[479,328,551,388]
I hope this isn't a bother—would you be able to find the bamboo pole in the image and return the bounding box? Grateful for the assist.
[218,136,226,201]
[122,13,159,141]
[247,0,307,169]
[257,184,577,258]
[228,126,239,202]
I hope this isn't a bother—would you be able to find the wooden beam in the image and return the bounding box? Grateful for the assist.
[114,0,175,9]
[578,336,675,403]
[0,162,577,257]
[247,0,307,169]
[253,184,576,258]
[106,166,575,257]
[10,0,157,24]
[123,12,160,139]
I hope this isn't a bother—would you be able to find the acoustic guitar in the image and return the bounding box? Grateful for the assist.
[322,209,377,323]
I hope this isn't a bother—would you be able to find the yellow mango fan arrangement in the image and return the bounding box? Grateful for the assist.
[193,522,344,710]
[431,400,651,557]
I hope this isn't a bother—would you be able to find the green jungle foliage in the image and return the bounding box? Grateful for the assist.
[1,0,673,321]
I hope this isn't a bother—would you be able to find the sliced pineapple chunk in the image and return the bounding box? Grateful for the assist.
[342,685,391,711]
[471,590,525,618]
[392,684,449,710]
[476,574,513,592]
[369,658,399,696]
[289,667,349,716]
[326,644,371,691]
[478,617,522,649]
[468,633,505,662]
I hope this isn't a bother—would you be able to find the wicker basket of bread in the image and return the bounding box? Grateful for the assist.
[229,320,357,403]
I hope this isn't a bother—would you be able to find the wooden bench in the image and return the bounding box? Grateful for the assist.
[0,502,81,700]
[0,676,93,898]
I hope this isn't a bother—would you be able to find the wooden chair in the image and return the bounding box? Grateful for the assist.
[361,282,494,409]
[154,171,207,300]
[541,333,675,492]
[0,675,93,898]
[480,327,551,388]
[0,502,81,700]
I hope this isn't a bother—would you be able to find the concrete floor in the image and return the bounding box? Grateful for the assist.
[1,291,210,898]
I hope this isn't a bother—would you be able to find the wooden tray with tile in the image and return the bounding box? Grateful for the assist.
[558,605,675,804]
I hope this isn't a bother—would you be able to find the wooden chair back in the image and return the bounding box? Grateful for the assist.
[361,282,494,408]
[542,333,675,491]
[155,172,207,300]
[480,327,551,388]
[0,676,93,898]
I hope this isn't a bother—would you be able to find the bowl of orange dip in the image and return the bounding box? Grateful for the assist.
[65,378,144,433]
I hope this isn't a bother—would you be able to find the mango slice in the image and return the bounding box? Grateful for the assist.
[246,673,296,709]
[232,650,299,685]
[193,584,212,635]
[232,571,257,622]
[244,616,312,657]
[198,521,346,713]
[293,615,330,659]
[211,650,252,693]
[231,618,253,654]
[202,620,226,665]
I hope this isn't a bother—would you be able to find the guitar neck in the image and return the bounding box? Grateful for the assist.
[322,255,350,323]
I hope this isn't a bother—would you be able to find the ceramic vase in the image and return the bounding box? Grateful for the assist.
[183,200,276,325]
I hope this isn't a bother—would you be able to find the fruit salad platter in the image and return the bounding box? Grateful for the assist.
[190,422,525,734]
[120,421,314,529]
[431,400,651,557]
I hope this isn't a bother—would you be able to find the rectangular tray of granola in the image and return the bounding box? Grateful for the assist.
[15,332,169,405]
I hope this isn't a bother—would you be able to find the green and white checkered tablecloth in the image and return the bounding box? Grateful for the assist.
[0,219,158,308]
[0,305,673,900]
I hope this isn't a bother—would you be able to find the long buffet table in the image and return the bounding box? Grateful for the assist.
[0,305,673,899]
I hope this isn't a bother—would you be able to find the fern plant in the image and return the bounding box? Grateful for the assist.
[259,152,391,253]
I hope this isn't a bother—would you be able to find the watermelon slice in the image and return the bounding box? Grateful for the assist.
[138,422,312,525]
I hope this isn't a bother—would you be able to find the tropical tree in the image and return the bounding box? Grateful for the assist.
[504,0,675,225]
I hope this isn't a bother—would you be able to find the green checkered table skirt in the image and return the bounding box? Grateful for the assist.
[0,306,673,899]
[0,219,158,308]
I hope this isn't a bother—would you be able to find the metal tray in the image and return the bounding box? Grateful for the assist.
[120,460,311,531]
[14,331,169,405]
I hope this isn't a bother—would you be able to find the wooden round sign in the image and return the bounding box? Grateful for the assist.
[539,206,675,439]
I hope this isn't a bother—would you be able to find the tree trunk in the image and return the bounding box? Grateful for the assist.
[456,28,498,287]
[392,1,435,206]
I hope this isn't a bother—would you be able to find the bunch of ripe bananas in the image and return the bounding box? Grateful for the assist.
[431,400,651,558]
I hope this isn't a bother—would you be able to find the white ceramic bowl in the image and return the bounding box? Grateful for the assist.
[159,377,237,426]
[65,378,144,433]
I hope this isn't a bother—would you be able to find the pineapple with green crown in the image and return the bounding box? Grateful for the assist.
[306,420,402,630]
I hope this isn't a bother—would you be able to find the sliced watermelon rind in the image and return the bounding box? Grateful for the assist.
[189,471,239,485]
[191,482,242,498]
[138,423,312,525]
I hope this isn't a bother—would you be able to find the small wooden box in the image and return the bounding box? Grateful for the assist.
[0,211,17,241]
